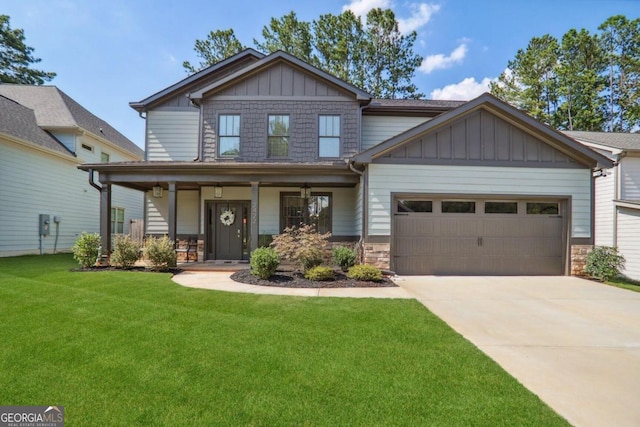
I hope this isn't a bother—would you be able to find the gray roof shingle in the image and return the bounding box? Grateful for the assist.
[564,131,640,151]
[0,85,143,158]
[0,95,72,156]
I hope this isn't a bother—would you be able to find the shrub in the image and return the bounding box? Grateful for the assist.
[271,224,331,271]
[585,246,625,282]
[347,264,383,282]
[145,236,177,272]
[304,266,335,281]
[250,247,280,279]
[72,232,102,268]
[258,234,273,248]
[332,246,357,272]
[110,235,142,269]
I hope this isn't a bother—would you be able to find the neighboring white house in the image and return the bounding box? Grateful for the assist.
[81,49,612,275]
[566,131,640,281]
[0,85,144,257]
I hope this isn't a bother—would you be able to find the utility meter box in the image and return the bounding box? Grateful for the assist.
[39,214,50,236]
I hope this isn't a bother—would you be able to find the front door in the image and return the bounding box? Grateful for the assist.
[206,201,250,260]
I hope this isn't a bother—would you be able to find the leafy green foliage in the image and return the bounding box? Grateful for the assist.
[585,246,626,282]
[144,236,177,272]
[184,8,423,99]
[332,246,357,272]
[304,265,335,281]
[71,232,101,268]
[491,15,640,131]
[250,247,280,279]
[270,224,331,272]
[347,264,383,282]
[0,15,56,84]
[110,235,142,269]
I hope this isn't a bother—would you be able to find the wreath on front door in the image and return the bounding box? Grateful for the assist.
[220,209,236,226]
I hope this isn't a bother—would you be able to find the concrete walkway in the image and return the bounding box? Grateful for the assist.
[172,272,640,426]
[396,276,640,427]
[172,271,413,299]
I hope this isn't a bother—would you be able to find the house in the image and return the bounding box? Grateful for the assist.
[565,131,640,280]
[78,49,612,275]
[0,85,144,257]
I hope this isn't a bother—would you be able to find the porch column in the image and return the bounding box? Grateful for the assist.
[250,181,259,253]
[168,182,177,243]
[100,183,112,255]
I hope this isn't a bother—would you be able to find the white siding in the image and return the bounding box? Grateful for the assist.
[0,140,142,256]
[146,192,168,235]
[617,207,640,281]
[178,191,199,234]
[594,169,615,246]
[354,181,363,236]
[620,157,640,200]
[361,116,430,150]
[147,109,199,161]
[368,164,592,238]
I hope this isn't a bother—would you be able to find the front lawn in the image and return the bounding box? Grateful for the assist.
[0,255,567,426]
[606,276,640,293]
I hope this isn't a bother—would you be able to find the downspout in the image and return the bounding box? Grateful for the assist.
[349,160,366,263]
[88,168,101,192]
[613,156,623,247]
[190,97,202,162]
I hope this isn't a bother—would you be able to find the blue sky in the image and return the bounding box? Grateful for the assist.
[2,0,637,149]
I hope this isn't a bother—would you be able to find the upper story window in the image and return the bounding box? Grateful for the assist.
[318,115,340,157]
[101,152,110,163]
[219,114,240,157]
[268,115,289,158]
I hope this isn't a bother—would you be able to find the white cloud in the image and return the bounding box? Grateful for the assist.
[343,0,391,16]
[419,43,468,74]
[397,3,440,33]
[430,77,495,100]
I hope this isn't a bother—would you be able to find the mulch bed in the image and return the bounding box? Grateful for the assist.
[230,268,398,288]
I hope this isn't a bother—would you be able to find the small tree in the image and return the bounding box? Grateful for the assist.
[332,246,357,272]
[250,247,280,279]
[585,246,625,282]
[145,236,177,272]
[270,224,331,271]
[110,235,142,269]
[72,232,101,268]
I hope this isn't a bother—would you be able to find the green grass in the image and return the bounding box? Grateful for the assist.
[0,254,567,426]
[606,276,640,293]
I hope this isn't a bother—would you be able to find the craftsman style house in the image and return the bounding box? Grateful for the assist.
[80,49,612,275]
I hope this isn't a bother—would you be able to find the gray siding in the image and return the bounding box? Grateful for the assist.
[379,109,579,167]
[147,109,199,161]
[201,99,359,162]
[216,62,347,98]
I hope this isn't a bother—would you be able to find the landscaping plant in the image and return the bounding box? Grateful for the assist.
[347,264,383,282]
[270,224,330,271]
[144,236,177,272]
[332,246,357,272]
[110,235,142,269]
[71,232,101,268]
[304,266,335,281]
[585,246,626,282]
[250,247,280,279]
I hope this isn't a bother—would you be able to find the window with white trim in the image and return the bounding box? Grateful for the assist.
[219,114,240,157]
[318,115,340,157]
[268,115,289,158]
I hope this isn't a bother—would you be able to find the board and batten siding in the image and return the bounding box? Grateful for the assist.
[367,164,592,238]
[620,157,640,200]
[146,109,199,161]
[617,207,640,281]
[361,116,430,151]
[594,169,615,246]
[0,140,142,256]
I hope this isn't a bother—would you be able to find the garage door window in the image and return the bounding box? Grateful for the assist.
[526,202,559,215]
[398,200,432,213]
[442,201,475,213]
[485,201,518,214]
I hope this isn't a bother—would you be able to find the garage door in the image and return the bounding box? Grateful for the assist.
[393,198,566,275]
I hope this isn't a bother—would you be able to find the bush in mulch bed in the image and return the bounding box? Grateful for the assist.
[231,268,397,288]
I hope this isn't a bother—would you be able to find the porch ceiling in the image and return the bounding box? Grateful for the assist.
[78,161,360,191]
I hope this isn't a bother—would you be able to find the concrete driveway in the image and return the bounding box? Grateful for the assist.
[396,276,640,427]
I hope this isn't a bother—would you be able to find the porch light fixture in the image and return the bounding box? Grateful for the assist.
[214,185,223,198]
[152,184,163,198]
[300,185,311,199]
